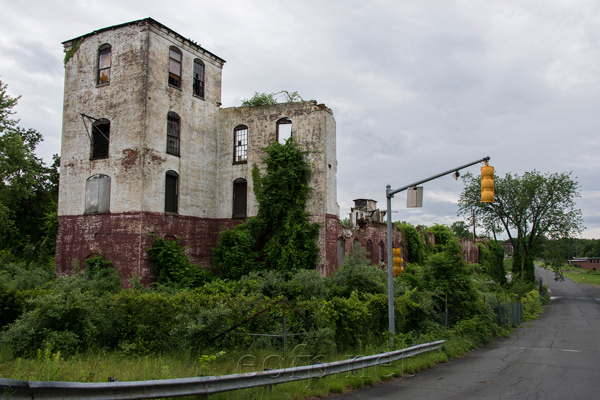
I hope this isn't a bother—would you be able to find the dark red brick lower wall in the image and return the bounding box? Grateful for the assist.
[56,212,340,284]
[56,212,237,285]
[344,222,404,266]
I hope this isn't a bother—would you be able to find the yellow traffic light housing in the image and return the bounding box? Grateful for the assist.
[481,162,494,203]
[393,248,404,277]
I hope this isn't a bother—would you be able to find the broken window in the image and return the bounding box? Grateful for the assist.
[276,118,292,144]
[193,59,205,97]
[85,174,111,214]
[165,170,178,213]
[337,238,346,268]
[233,125,248,164]
[97,44,111,85]
[367,240,374,264]
[232,178,247,218]
[91,118,110,159]
[379,241,385,263]
[168,46,182,88]
[166,112,180,156]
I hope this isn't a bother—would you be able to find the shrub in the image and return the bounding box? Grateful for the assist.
[328,245,385,298]
[85,253,121,293]
[522,289,543,321]
[148,235,213,288]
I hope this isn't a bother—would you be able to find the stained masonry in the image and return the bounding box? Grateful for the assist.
[56,18,342,283]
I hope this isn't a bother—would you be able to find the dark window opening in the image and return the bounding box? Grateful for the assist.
[233,125,248,164]
[91,118,110,159]
[379,241,385,263]
[233,178,247,218]
[337,238,346,268]
[167,112,180,156]
[193,59,205,97]
[98,44,111,84]
[165,170,179,213]
[168,46,182,88]
[85,174,111,214]
[367,240,374,264]
[276,118,292,144]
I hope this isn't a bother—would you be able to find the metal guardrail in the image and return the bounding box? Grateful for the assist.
[0,340,444,400]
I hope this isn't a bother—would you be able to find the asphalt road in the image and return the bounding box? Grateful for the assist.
[333,267,600,399]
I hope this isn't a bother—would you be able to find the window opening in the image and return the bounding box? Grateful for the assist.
[98,44,111,84]
[167,112,180,156]
[85,174,111,214]
[91,118,110,159]
[276,118,292,144]
[337,238,346,268]
[379,241,385,263]
[233,125,248,164]
[168,46,182,88]
[165,170,179,213]
[367,240,374,264]
[193,59,205,97]
[232,178,247,218]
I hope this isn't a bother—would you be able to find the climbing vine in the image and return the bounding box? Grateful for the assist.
[63,39,82,66]
[213,138,319,278]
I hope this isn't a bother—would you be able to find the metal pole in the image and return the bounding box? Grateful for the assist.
[386,185,394,348]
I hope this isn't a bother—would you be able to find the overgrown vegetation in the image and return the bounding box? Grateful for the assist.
[213,139,319,279]
[241,90,304,107]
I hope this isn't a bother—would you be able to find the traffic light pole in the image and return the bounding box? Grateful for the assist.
[386,156,490,348]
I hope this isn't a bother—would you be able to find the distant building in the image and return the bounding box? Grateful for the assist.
[568,257,600,270]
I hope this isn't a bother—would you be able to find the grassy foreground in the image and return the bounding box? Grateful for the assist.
[0,335,499,400]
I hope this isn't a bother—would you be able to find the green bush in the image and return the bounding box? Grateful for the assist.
[148,235,214,288]
[522,289,543,321]
[328,245,385,298]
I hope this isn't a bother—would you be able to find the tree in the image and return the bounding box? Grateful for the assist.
[0,78,58,256]
[450,220,471,239]
[458,171,583,282]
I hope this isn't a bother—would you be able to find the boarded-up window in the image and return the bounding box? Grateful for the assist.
[168,46,182,88]
[193,59,205,97]
[85,174,111,214]
[91,118,110,159]
[167,112,180,156]
[276,118,292,144]
[233,125,248,164]
[97,44,111,84]
[337,238,346,268]
[232,178,247,218]
[165,170,178,213]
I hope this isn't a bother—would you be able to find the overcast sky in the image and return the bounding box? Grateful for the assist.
[1,0,599,238]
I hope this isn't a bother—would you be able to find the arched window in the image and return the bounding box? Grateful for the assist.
[168,46,182,88]
[165,170,179,213]
[276,118,292,144]
[367,240,374,264]
[233,125,248,164]
[337,237,346,268]
[85,174,111,214]
[193,59,205,97]
[379,241,385,263]
[167,112,180,156]
[91,118,110,159]
[232,178,247,218]
[97,44,111,84]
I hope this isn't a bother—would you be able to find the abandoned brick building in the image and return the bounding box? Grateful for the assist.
[56,18,357,283]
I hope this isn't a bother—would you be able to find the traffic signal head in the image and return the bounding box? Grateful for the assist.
[393,248,404,277]
[481,162,494,203]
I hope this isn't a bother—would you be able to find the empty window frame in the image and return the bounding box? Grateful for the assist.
[85,174,111,214]
[167,112,180,156]
[193,59,205,97]
[97,44,111,84]
[232,178,247,218]
[168,46,182,88]
[367,240,374,264]
[91,118,110,159]
[276,118,292,144]
[379,241,385,263]
[165,170,179,213]
[233,125,248,164]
